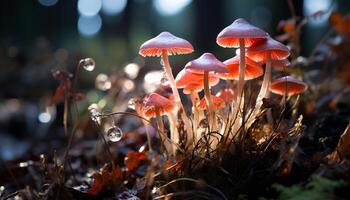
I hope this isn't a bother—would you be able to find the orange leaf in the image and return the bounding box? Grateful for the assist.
[86,173,104,195]
[124,151,147,171]
[110,166,124,184]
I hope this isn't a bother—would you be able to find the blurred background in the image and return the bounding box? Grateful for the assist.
[0,0,348,162]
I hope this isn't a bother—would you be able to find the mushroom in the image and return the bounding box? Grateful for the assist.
[185,53,227,112]
[219,55,264,80]
[143,93,175,156]
[247,37,290,103]
[196,95,225,111]
[185,53,228,131]
[139,32,194,145]
[269,76,308,96]
[175,68,219,89]
[216,88,235,103]
[216,18,268,119]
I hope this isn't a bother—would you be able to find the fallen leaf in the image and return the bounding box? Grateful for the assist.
[124,152,147,172]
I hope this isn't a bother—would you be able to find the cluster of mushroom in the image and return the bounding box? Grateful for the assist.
[137,18,308,157]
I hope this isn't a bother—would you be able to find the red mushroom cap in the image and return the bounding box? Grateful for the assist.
[219,55,264,80]
[216,88,235,102]
[270,76,308,96]
[216,18,269,48]
[143,93,174,118]
[175,68,219,88]
[185,53,228,74]
[183,83,204,94]
[196,95,225,110]
[247,37,290,62]
[139,32,194,57]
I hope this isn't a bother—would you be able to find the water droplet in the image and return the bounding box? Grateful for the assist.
[95,73,111,91]
[128,98,136,110]
[88,104,101,125]
[80,58,96,71]
[160,72,168,85]
[106,125,123,142]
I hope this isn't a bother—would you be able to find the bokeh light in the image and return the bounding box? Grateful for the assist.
[38,112,51,123]
[95,73,112,91]
[38,0,58,7]
[153,0,192,16]
[78,15,102,37]
[78,0,102,17]
[143,70,163,93]
[303,0,335,26]
[124,63,140,79]
[101,0,128,16]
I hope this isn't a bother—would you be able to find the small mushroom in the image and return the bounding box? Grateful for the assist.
[143,93,175,155]
[196,95,225,111]
[247,37,290,101]
[175,68,219,89]
[185,53,227,131]
[269,76,308,96]
[216,88,235,103]
[139,32,194,144]
[216,18,268,134]
[220,55,264,80]
[185,53,227,110]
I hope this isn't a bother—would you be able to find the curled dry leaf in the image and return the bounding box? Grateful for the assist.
[124,151,147,172]
[86,165,124,195]
[336,122,350,160]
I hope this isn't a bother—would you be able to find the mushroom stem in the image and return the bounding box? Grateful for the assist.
[203,71,213,110]
[161,50,193,146]
[246,51,273,130]
[167,112,178,156]
[203,71,217,131]
[155,109,171,156]
[257,51,272,105]
[230,38,245,137]
[190,92,200,142]
[142,121,153,152]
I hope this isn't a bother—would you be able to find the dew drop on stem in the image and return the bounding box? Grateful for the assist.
[160,71,168,85]
[106,125,123,142]
[80,58,96,71]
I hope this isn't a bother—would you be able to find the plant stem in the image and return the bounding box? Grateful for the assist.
[156,110,170,157]
[229,38,246,138]
[161,50,193,146]
[167,112,178,156]
[204,71,217,130]
[258,51,272,103]
[246,51,272,129]
[190,92,200,141]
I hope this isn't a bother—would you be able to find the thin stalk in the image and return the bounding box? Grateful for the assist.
[257,51,272,104]
[190,92,199,141]
[155,110,171,157]
[246,51,272,129]
[161,50,193,146]
[228,38,245,139]
[203,71,216,129]
[167,112,179,156]
[231,39,246,118]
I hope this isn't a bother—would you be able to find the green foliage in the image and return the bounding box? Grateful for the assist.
[273,176,344,200]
